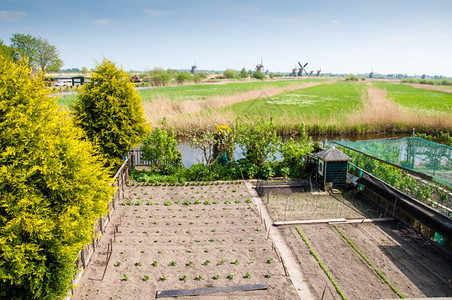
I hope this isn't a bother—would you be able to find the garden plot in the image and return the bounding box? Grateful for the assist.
[73,181,298,299]
[265,191,382,222]
[269,192,452,299]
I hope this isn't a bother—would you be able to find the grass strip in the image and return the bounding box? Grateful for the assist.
[332,225,404,299]
[294,226,347,300]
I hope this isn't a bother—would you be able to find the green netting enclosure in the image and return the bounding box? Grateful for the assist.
[333,137,452,187]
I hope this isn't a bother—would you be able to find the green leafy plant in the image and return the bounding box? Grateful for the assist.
[170,260,177,266]
[123,274,129,281]
[73,59,148,168]
[164,201,173,206]
[141,126,182,174]
[267,258,274,264]
[204,260,210,265]
[195,274,204,281]
[0,57,115,299]
[115,261,121,267]
[143,275,150,281]
[218,259,225,265]
[135,261,142,266]
[228,273,236,280]
[180,275,189,282]
[160,275,168,281]
[152,260,158,267]
[213,274,220,280]
[244,272,251,278]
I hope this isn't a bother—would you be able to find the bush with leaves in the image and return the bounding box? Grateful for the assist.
[175,72,192,85]
[141,126,182,174]
[236,118,280,166]
[239,68,249,79]
[73,59,148,169]
[0,55,113,299]
[223,69,238,79]
[251,70,266,80]
[279,124,314,177]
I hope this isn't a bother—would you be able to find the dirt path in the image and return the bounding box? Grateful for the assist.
[405,83,452,94]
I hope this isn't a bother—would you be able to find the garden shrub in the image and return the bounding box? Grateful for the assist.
[0,55,113,299]
[236,118,280,166]
[73,59,148,169]
[141,126,182,174]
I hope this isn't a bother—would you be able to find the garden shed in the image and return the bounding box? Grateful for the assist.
[309,147,351,190]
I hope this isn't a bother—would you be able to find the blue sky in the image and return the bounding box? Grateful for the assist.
[1,0,451,76]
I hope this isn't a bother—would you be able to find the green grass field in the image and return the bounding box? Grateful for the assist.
[219,81,364,123]
[372,81,452,113]
[55,78,329,107]
[138,78,328,102]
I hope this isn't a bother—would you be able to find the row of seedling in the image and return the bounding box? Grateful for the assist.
[128,180,243,187]
[116,258,275,268]
[122,272,271,282]
[120,199,252,207]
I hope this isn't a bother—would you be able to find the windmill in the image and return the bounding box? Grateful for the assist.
[256,57,264,72]
[369,68,374,79]
[297,62,308,76]
[316,67,321,77]
[309,70,314,76]
[191,60,197,74]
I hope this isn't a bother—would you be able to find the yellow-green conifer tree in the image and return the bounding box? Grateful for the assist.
[0,55,113,299]
[73,59,148,169]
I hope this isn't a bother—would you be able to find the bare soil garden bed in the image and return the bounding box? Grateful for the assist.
[267,191,452,299]
[73,181,297,299]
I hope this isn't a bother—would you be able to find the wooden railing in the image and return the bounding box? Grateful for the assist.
[65,154,130,298]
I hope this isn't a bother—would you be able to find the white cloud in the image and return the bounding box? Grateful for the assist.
[144,8,174,17]
[93,19,111,25]
[0,10,27,22]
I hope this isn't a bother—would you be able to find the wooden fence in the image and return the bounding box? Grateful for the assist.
[66,154,130,298]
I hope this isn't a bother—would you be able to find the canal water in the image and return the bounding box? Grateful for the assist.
[177,133,408,167]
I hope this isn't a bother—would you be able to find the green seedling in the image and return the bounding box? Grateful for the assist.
[187,261,193,266]
[180,275,189,282]
[160,275,168,281]
[135,261,142,266]
[232,259,239,265]
[114,261,121,267]
[235,200,241,204]
[164,201,172,206]
[228,273,236,280]
[196,274,204,281]
[204,260,210,265]
[152,260,158,267]
[213,274,220,280]
[265,273,271,278]
[267,258,274,264]
[170,260,177,266]
[245,198,252,203]
[143,275,149,281]
[218,259,225,265]
[244,272,251,278]
[123,274,129,281]
[225,200,231,205]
